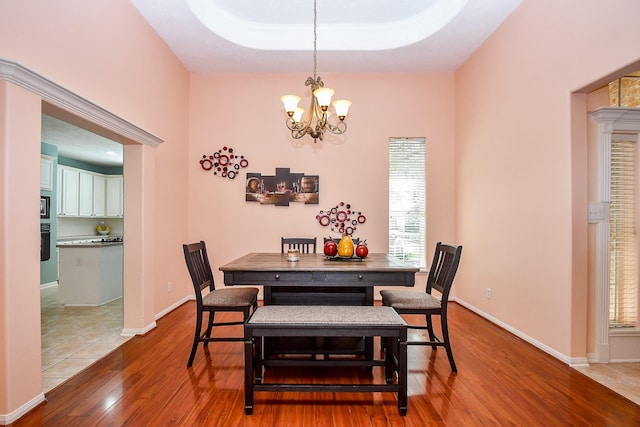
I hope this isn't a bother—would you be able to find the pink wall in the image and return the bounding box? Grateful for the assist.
[0,0,190,418]
[0,1,456,418]
[455,0,640,358]
[188,72,456,287]
[0,82,43,418]
[3,0,640,420]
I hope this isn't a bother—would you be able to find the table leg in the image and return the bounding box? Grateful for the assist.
[244,335,254,415]
[384,337,394,384]
[263,286,273,305]
[398,330,407,416]
[256,337,263,384]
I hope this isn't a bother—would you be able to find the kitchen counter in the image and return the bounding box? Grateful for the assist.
[57,241,123,248]
[58,242,123,306]
[57,235,123,245]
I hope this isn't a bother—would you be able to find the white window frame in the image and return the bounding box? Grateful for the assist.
[388,137,426,269]
[589,107,640,363]
[609,138,638,328]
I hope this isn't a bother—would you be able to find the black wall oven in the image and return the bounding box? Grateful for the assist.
[40,223,51,261]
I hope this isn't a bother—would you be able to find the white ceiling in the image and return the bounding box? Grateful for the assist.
[41,0,521,165]
[130,0,522,73]
[41,114,124,167]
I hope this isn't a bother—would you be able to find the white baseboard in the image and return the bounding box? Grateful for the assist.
[121,322,156,337]
[610,357,640,363]
[40,281,58,290]
[0,392,45,425]
[155,296,191,320]
[121,295,191,337]
[452,297,588,367]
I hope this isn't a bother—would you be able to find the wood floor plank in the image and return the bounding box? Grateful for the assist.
[10,301,640,426]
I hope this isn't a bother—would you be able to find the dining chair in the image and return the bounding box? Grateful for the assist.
[380,242,462,372]
[182,240,259,367]
[281,237,317,254]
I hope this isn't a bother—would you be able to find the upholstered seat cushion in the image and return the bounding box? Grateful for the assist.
[203,287,258,308]
[248,305,406,325]
[380,290,441,310]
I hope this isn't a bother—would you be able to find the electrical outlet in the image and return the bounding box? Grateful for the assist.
[486,288,492,299]
[588,202,608,223]
[168,281,172,292]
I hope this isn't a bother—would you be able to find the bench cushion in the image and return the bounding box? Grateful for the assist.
[247,305,406,325]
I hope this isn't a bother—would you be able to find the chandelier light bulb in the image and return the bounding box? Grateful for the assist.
[313,87,335,108]
[281,95,301,116]
[332,99,352,120]
[292,107,304,123]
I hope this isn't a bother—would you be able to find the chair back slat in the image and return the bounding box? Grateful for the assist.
[281,237,317,254]
[183,241,216,303]
[426,242,462,300]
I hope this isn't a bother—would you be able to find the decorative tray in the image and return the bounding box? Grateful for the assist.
[325,255,365,262]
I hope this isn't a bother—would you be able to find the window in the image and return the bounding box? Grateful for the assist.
[609,138,638,327]
[389,138,426,269]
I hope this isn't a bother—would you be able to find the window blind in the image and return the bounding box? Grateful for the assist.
[609,138,638,327]
[389,138,426,269]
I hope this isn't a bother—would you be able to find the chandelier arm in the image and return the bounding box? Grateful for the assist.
[285,118,305,132]
[292,128,308,139]
[325,121,347,135]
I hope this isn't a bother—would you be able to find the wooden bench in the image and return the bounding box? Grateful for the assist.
[244,305,408,415]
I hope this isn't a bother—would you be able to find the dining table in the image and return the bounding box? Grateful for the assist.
[219,252,419,305]
[219,252,419,359]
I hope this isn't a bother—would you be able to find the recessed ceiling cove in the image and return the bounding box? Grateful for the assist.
[129,0,522,72]
[185,0,468,51]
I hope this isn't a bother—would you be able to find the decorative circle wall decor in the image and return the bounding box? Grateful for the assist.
[199,146,249,180]
[316,201,366,235]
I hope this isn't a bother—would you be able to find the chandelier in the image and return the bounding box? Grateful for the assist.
[280,0,352,143]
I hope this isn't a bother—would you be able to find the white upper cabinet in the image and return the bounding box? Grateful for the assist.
[93,174,106,217]
[40,155,54,191]
[60,166,79,216]
[79,171,94,217]
[79,171,106,217]
[106,175,123,217]
[57,165,121,218]
[57,167,63,216]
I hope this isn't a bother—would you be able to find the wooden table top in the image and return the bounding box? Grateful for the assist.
[219,252,420,273]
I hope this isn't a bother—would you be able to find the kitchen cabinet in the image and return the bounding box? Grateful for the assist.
[106,175,123,217]
[79,171,105,217]
[60,166,79,216]
[56,167,62,215]
[93,174,106,216]
[57,242,123,305]
[57,165,119,218]
[40,155,54,191]
[79,171,93,216]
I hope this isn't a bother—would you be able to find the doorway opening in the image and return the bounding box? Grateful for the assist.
[39,110,127,392]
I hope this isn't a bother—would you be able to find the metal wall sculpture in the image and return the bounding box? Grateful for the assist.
[316,201,366,235]
[199,146,249,180]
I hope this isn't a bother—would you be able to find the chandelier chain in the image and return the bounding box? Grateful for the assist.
[313,0,317,80]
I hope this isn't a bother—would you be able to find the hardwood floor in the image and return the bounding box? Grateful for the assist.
[13,302,640,426]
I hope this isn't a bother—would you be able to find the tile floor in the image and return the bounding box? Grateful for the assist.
[574,362,640,405]
[40,286,640,405]
[40,285,131,393]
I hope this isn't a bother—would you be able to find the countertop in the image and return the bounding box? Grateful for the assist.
[57,241,123,248]
[56,235,123,248]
